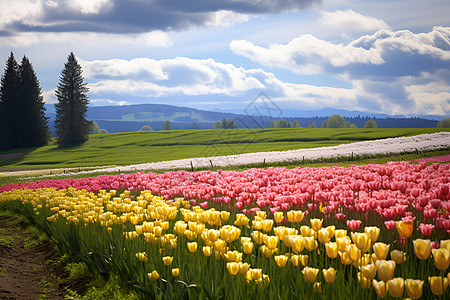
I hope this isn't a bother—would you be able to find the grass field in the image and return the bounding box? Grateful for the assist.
[0,127,448,171]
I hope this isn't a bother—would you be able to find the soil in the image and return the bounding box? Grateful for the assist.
[0,215,89,300]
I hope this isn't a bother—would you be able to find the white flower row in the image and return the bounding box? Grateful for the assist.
[70,132,449,175]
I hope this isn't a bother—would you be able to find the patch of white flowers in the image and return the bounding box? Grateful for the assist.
[74,132,450,175]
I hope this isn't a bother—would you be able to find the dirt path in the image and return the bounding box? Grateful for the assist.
[0,215,88,300]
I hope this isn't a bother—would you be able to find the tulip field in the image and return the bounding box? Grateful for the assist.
[0,161,449,299]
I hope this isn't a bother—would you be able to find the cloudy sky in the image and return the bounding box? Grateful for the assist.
[0,0,449,116]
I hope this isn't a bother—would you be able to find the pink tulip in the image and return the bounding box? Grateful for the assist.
[384,220,396,231]
[419,223,435,237]
[346,219,361,230]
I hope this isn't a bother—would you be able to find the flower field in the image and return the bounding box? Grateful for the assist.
[0,161,449,299]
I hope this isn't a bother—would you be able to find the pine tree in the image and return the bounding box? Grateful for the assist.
[19,56,50,146]
[54,52,90,146]
[0,52,20,149]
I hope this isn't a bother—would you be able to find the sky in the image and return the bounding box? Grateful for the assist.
[0,0,449,117]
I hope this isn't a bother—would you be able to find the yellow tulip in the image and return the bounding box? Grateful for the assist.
[241,237,252,244]
[147,270,159,282]
[351,232,371,251]
[290,235,305,254]
[207,229,220,242]
[313,282,322,294]
[220,211,230,222]
[405,279,424,299]
[361,263,377,279]
[372,279,387,298]
[428,276,448,296]
[203,246,212,257]
[300,225,314,237]
[274,211,284,223]
[260,245,277,258]
[391,250,406,265]
[234,214,250,227]
[274,255,289,267]
[304,236,318,251]
[242,242,254,254]
[302,266,319,283]
[227,262,239,275]
[135,252,148,262]
[224,250,243,263]
[386,278,404,298]
[323,267,337,283]
[249,268,263,280]
[238,262,250,275]
[215,239,227,253]
[413,239,432,260]
[318,228,330,244]
[375,260,396,281]
[256,211,267,219]
[357,272,371,289]
[334,229,347,239]
[346,244,361,262]
[336,236,351,252]
[325,242,338,259]
[440,239,450,251]
[290,255,301,267]
[373,242,390,260]
[252,220,262,230]
[432,248,450,270]
[187,242,198,253]
[162,256,173,266]
[287,210,304,223]
[364,226,380,243]
[396,220,413,238]
[264,235,279,250]
[339,251,353,265]
[310,218,323,231]
[251,230,264,244]
[171,268,180,277]
[325,226,335,239]
[261,219,274,232]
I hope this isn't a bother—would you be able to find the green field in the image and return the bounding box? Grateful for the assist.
[0,128,448,171]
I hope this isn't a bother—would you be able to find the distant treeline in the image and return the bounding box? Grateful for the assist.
[44,115,439,134]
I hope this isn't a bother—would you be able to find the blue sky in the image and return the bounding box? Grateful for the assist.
[0,0,449,116]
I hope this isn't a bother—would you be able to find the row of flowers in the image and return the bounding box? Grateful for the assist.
[1,183,449,299]
[2,161,449,233]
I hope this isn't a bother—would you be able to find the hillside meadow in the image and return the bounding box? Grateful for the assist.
[0,128,448,172]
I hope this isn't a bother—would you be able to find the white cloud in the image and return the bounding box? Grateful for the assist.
[205,10,249,27]
[0,30,172,48]
[230,34,384,75]
[320,9,390,32]
[42,89,57,104]
[69,0,113,15]
[82,57,266,97]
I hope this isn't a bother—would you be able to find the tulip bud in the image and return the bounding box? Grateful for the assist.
[375,260,396,281]
[147,270,159,282]
[386,278,404,298]
[274,255,289,267]
[405,279,424,299]
[373,242,390,260]
[372,279,387,298]
[431,248,450,270]
[322,267,337,283]
[428,276,449,296]
[396,220,413,238]
[413,239,432,260]
[302,266,319,283]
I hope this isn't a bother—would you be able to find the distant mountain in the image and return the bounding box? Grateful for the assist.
[213,106,446,121]
[44,103,441,134]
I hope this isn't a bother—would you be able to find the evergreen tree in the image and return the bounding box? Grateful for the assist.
[54,52,90,146]
[436,118,450,128]
[19,56,50,146]
[0,52,20,149]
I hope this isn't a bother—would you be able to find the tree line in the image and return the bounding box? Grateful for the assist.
[0,52,90,149]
